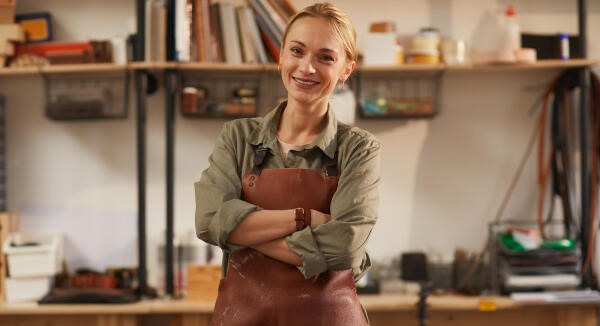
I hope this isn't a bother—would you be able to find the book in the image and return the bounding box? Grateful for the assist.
[278,0,297,17]
[259,27,279,62]
[144,0,152,61]
[149,0,167,62]
[200,0,213,62]
[266,0,292,25]
[248,0,282,42]
[236,6,257,63]
[193,0,205,61]
[241,6,268,63]
[218,3,242,64]
[14,42,94,64]
[208,2,224,62]
[255,0,286,35]
[175,0,191,61]
[511,290,600,304]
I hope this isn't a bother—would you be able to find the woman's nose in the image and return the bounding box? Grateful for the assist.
[298,57,316,74]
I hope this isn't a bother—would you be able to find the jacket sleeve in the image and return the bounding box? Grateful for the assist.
[285,135,380,279]
[195,122,260,252]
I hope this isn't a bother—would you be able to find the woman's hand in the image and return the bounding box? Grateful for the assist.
[310,209,331,228]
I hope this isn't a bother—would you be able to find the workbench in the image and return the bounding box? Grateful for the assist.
[0,294,596,326]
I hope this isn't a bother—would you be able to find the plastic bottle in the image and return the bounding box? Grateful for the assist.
[504,4,521,51]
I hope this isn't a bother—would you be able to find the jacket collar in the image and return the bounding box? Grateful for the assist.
[247,101,338,159]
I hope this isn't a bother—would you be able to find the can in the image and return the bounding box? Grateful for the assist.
[559,33,569,60]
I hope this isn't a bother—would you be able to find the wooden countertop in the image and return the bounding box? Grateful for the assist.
[0,294,548,315]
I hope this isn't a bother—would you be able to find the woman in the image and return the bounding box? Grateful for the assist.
[195,3,380,325]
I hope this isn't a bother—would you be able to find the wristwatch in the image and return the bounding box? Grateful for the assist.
[294,208,311,231]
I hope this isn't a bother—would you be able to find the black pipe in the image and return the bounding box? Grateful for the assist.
[135,0,145,61]
[136,69,148,297]
[166,0,176,61]
[134,0,148,297]
[577,0,592,288]
[165,69,177,296]
[578,0,587,58]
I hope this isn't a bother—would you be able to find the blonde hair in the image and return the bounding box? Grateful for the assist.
[282,2,357,62]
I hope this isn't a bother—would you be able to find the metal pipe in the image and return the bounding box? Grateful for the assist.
[167,0,176,61]
[135,0,145,61]
[577,0,591,288]
[136,69,148,296]
[165,69,177,296]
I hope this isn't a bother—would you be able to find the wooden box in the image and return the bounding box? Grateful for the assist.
[187,264,221,302]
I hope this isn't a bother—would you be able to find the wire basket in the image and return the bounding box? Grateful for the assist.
[179,71,265,118]
[44,71,129,120]
[357,70,441,119]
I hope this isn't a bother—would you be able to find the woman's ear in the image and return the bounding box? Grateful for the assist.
[341,60,356,83]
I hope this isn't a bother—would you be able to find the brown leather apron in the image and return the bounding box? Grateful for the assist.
[210,147,367,326]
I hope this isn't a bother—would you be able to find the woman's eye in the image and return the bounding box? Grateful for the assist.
[321,55,334,62]
[291,47,302,55]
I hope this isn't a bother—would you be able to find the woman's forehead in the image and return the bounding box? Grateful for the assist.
[286,16,344,51]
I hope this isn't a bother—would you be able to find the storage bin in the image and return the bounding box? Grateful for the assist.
[187,264,221,301]
[4,276,53,302]
[3,233,63,277]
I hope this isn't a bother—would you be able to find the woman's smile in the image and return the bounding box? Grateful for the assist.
[292,76,320,87]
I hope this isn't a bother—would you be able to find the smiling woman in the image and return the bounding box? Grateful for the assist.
[279,16,355,123]
[195,3,380,326]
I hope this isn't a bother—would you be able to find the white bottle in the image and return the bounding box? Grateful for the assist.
[504,4,521,51]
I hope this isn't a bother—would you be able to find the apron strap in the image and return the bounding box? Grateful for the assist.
[325,150,338,177]
[250,147,269,175]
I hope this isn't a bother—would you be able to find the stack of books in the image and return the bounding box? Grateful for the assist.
[167,0,296,64]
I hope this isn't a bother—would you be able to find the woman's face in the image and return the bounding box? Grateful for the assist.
[279,16,354,108]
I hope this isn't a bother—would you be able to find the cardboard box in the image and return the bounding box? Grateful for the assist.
[0,212,18,303]
[187,264,221,301]
[0,24,23,41]
[0,1,15,25]
[16,12,52,42]
[0,40,13,55]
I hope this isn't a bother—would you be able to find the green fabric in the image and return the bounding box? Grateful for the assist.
[499,233,575,252]
[500,233,526,252]
[195,101,381,282]
[540,238,575,251]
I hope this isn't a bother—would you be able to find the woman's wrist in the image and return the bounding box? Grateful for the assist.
[293,208,311,231]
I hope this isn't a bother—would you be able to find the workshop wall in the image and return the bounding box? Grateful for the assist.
[3,0,600,288]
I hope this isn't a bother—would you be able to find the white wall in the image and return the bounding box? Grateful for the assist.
[4,0,600,289]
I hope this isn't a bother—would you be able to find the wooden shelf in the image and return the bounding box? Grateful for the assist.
[128,61,178,70]
[0,59,595,77]
[359,64,445,72]
[40,63,128,74]
[178,62,271,72]
[359,59,597,72]
[2,294,591,315]
[445,59,598,72]
[0,66,39,76]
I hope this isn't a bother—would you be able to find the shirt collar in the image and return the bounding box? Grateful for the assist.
[247,101,338,159]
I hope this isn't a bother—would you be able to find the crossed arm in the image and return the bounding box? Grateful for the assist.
[195,122,380,277]
[227,209,330,266]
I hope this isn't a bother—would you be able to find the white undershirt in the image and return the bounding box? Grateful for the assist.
[277,137,309,161]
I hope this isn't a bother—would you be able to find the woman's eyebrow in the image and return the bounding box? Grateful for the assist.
[289,40,338,54]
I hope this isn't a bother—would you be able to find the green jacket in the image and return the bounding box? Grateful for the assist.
[195,102,381,281]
